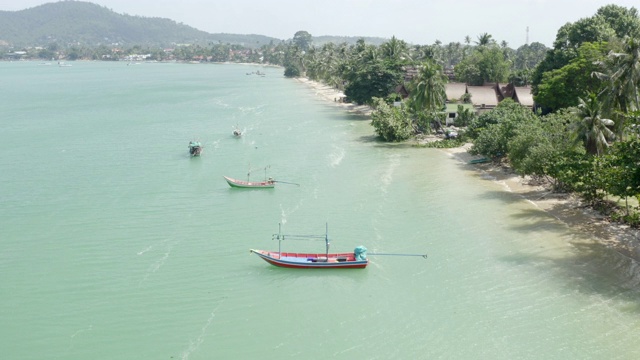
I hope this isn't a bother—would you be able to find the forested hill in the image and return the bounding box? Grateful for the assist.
[0,1,280,48]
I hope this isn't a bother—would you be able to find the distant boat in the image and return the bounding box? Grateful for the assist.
[250,223,368,269]
[232,125,243,137]
[223,175,275,188]
[58,61,72,67]
[188,141,203,156]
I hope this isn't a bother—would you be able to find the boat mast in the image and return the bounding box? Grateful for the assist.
[278,223,282,258]
[325,223,329,257]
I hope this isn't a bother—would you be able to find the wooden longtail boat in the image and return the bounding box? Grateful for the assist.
[223,175,275,188]
[250,224,368,269]
[249,250,368,269]
[224,165,276,188]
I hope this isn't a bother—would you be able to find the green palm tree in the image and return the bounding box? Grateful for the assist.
[571,93,615,156]
[608,36,640,111]
[380,36,411,63]
[475,33,494,46]
[410,59,448,116]
[593,36,640,136]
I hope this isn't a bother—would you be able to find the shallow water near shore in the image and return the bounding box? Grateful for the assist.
[2,61,640,359]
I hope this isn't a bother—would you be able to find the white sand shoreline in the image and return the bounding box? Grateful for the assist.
[296,76,640,262]
[444,146,640,261]
[295,77,372,116]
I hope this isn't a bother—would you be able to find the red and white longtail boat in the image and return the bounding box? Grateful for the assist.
[250,223,369,269]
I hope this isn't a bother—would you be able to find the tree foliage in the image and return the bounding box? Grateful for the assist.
[408,59,447,114]
[507,110,584,187]
[597,136,640,215]
[455,45,510,85]
[514,42,548,70]
[467,99,538,157]
[534,42,608,111]
[292,30,313,51]
[597,36,640,114]
[370,98,413,141]
[343,60,403,105]
[570,93,616,155]
[532,4,640,102]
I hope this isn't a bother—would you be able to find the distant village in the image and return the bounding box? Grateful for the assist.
[3,45,263,63]
[3,42,536,119]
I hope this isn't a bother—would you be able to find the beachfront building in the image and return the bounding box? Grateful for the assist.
[466,85,500,113]
[444,82,535,115]
[444,83,471,125]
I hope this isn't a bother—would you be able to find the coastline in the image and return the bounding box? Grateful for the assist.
[444,145,640,262]
[296,76,640,263]
[295,77,373,116]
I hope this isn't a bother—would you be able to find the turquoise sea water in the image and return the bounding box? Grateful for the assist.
[1,61,640,359]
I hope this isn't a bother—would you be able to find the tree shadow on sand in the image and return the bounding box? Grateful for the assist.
[467,169,640,304]
[356,135,421,150]
[498,239,640,311]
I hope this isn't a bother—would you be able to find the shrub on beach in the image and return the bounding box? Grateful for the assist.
[370,97,413,141]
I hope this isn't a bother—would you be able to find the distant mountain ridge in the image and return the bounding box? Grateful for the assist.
[0,1,388,49]
[0,1,280,48]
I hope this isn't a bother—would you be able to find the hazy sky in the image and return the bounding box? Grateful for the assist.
[1,0,638,47]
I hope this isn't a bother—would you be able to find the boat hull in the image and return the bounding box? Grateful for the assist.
[224,176,275,188]
[250,249,368,269]
[468,157,488,164]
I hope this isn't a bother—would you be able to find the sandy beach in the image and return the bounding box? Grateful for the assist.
[295,77,373,116]
[297,76,640,262]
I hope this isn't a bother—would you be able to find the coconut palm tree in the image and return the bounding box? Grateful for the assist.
[410,59,448,119]
[607,36,640,111]
[380,36,412,64]
[593,36,640,136]
[475,33,494,46]
[571,93,616,155]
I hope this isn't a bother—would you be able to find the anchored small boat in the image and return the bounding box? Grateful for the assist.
[250,224,368,269]
[188,141,203,156]
[232,125,243,137]
[223,175,275,188]
[468,157,489,164]
[250,249,368,269]
[223,165,296,188]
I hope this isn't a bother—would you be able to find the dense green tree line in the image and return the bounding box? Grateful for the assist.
[278,4,640,226]
[458,5,640,226]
